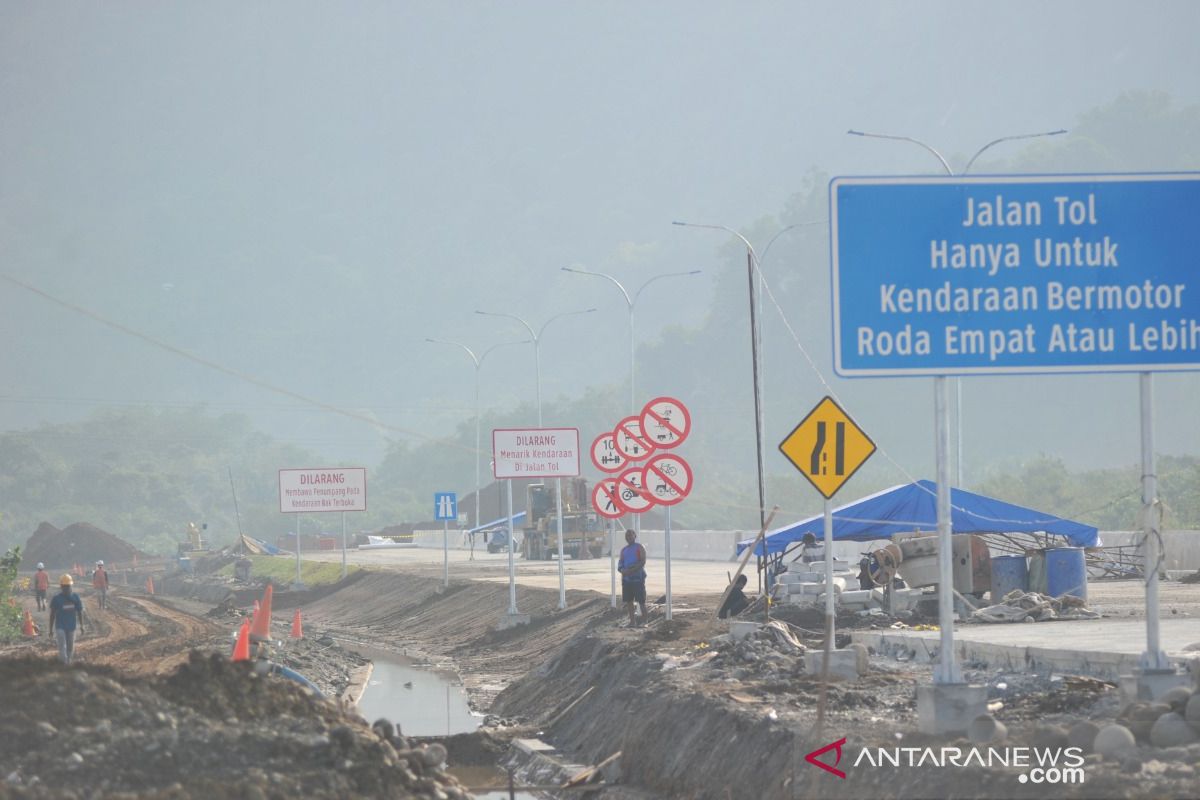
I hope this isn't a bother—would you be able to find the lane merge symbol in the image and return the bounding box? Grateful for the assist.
[778,396,875,499]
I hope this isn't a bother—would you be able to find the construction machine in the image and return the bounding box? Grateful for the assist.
[176,522,211,573]
[521,478,605,560]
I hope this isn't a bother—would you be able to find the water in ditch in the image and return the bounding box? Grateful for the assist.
[356,652,539,799]
[357,653,481,737]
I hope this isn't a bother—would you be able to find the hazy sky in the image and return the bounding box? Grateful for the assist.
[3,1,1199,470]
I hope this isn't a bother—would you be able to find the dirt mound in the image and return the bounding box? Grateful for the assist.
[21,522,146,570]
[0,651,472,799]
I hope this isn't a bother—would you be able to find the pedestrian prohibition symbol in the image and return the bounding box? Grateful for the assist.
[778,396,876,499]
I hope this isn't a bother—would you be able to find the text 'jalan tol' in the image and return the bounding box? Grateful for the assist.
[961,194,1099,227]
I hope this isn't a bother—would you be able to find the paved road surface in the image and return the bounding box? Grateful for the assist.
[304,544,744,597]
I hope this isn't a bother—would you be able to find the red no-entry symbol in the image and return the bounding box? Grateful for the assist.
[642,453,693,506]
[640,396,691,449]
[615,466,653,513]
[614,416,654,461]
[591,479,626,520]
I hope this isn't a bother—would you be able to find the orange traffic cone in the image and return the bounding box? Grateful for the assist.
[231,619,251,662]
[145,576,155,595]
[253,600,260,614]
[22,610,35,637]
[290,609,303,639]
[249,584,273,641]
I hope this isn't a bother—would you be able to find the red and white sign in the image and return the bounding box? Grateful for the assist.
[613,416,654,461]
[492,428,581,479]
[640,396,691,449]
[615,467,654,513]
[279,468,367,514]
[590,432,627,474]
[642,453,693,506]
[591,478,626,519]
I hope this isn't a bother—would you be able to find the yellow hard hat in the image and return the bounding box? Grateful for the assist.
[59,574,73,587]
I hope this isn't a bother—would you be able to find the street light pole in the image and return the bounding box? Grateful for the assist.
[425,338,529,535]
[671,221,773,530]
[561,267,701,416]
[847,127,1066,489]
[474,308,597,427]
[475,308,596,610]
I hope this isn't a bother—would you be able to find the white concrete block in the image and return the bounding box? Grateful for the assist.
[730,621,760,641]
[917,683,988,735]
[805,648,866,681]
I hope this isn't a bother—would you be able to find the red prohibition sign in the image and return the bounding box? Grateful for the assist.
[613,416,654,461]
[590,432,627,474]
[615,466,653,513]
[591,479,626,520]
[643,453,693,506]
[639,396,691,449]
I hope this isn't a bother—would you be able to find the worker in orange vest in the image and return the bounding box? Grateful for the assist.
[33,563,50,611]
[92,560,109,610]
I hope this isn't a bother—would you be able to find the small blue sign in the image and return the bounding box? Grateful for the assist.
[434,492,457,521]
[831,173,1200,376]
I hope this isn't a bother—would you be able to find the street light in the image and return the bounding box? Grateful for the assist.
[670,221,768,530]
[560,266,701,415]
[425,337,529,534]
[847,127,1067,489]
[474,308,597,426]
[672,218,825,530]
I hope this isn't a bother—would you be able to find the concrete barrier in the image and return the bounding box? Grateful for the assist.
[408,528,873,563]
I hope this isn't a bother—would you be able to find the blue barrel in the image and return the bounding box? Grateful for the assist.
[1045,547,1088,600]
[990,555,1029,603]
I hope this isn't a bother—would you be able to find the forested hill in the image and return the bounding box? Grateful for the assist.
[1,406,1196,557]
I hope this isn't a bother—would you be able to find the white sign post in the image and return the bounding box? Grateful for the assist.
[492,428,580,625]
[279,468,367,590]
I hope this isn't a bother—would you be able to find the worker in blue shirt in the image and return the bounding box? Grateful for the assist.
[618,529,647,626]
[48,574,86,665]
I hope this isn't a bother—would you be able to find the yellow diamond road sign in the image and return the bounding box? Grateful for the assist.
[779,396,876,499]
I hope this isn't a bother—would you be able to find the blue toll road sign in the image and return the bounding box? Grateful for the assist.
[434,492,457,521]
[830,173,1200,376]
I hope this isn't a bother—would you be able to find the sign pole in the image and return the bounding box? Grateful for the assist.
[294,514,303,589]
[664,504,673,621]
[934,376,960,684]
[443,518,449,589]
[823,496,835,643]
[1139,372,1169,670]
[555,477,566,610]
[506,478,518,615]
[341,511,347,580]
[608,519,617,608]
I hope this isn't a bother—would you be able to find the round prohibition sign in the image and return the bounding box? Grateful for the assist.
[591,478,626,520]
[639,396,691,449]
[615,466,654,513]
[590,432,627,474]
[642,453,693,506]
[613,416,654,461]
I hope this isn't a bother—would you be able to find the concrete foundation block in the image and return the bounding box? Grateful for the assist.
[917,683,988,736]
[730,621,760,641]
[1119,669,1193,704]
[805,648,865,681]
[497,612,531,630]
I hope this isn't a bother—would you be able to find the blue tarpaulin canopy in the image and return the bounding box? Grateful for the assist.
[468,511,526,534]
[737,480,1099,557]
